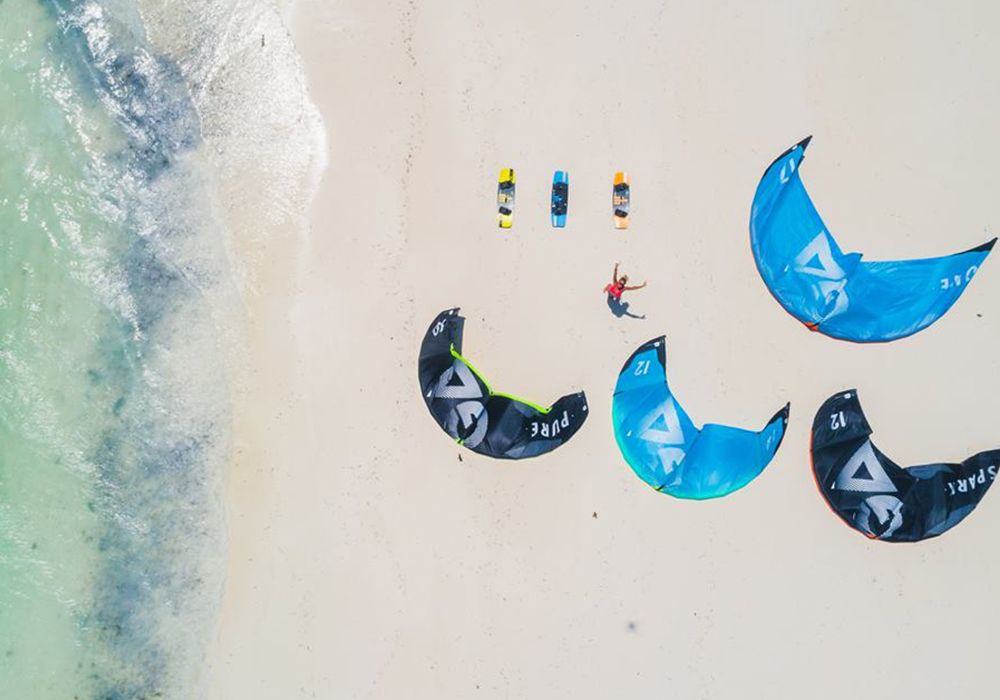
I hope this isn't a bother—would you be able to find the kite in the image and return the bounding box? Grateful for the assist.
[812,390,998,541]
[750,137,994,342]
[418,309,588,459]
[612,337,788,499]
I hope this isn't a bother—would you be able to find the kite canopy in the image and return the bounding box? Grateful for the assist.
[418,308,588,459]
[811,390,999,542]
[750,137,995,342]
[612,337,788,499]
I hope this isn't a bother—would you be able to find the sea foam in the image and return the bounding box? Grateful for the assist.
[0,0,323,698]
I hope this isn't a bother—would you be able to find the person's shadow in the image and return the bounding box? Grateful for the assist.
[607,294,645,319]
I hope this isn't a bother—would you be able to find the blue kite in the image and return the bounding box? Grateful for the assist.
[612,337,789,499]
[750,137,995,342]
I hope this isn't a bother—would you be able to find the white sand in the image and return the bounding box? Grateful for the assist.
[208,1,1000,698]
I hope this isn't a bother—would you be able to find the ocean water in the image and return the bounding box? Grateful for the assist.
[0,0,322,698]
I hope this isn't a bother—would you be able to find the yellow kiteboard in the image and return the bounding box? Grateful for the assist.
[497,168,515,228]
[613,172,630,229]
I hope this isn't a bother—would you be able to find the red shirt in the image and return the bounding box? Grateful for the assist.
[605,282,624,299]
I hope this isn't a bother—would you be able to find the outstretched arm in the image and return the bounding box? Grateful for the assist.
[612,262,619,284]
[623,281,647,291]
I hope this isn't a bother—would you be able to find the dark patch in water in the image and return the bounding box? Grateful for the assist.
[123,236,184,334]
[87,415,216,698]
[43,0,200,182]
[34,3,220,699]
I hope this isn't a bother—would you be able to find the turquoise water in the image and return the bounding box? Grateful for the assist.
[0,1,231,697]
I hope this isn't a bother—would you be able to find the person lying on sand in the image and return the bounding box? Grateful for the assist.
[604,261,647,300]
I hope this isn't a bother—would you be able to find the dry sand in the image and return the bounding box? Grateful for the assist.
[209,1,1000,698]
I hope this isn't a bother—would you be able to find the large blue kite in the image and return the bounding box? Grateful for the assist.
[750,137,995,342]
[612,337,789,499]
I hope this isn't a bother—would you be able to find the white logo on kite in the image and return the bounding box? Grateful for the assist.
[639,398,685,446]
[830,411,847,430]
[855,495,904,539]
[778,156,797,184]
[447,399,488,448]
[636,398,688,477]
[940,265,979,290]
[530,411,570,439]
[433,361,482,400]
[656,447,686,480]
[433,361,488,448]
[945,465,997,496]
[833,440,896,493]
[794,231,849,320]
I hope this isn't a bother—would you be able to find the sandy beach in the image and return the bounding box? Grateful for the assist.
[208,1,1000,698]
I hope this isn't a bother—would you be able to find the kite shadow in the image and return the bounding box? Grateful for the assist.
[607,294,645,320]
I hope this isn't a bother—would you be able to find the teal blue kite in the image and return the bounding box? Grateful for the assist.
[613,337,789,499]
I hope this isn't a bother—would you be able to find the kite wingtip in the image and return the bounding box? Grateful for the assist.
[965,237,996,254]
[774,402,791,423]
[764,136,813,176]
[643,335,667,352]
[833,389,859,406]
